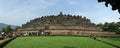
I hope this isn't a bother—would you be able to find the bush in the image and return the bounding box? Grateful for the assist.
[0,37,16,47]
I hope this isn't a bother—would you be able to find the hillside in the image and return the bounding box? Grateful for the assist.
[0,23,17,31]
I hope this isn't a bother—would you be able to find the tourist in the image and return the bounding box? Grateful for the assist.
[17,32,21,37]
[3,32,7,39]
[93,36,96,40]
[12,33,15,37]
[8,32,12,37]
[97,36,101,41]
[41,32,44,35]
[77,32,80,36]
[48,32,52,36]
[68,32,70,35]
[24,32,28,36]
[36,32,39,36]
[21,32,24,37]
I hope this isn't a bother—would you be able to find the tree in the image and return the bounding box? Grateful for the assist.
[98,0,120,13]
[116,22,120,34]
[2,25,12,33]
[98,22,120,34]
[12,26,20,31]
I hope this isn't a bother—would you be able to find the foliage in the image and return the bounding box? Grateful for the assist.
[2,25,13,33]
[98,22,120,34]
[12,26,19,31]
[0,37,16,47]
[98,0,120,13]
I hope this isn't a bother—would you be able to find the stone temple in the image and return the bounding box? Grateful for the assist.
[18,12,115,35]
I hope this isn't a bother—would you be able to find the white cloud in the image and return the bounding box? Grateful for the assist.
[0,0,59,26]
[0,0,119,26]
[67,0,80,5]
[98,17,119,23]
[73,10,120,24]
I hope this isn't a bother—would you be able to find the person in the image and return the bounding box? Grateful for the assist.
[3,33,7,39]
[48,32,50,36]
[12,33,15,37]
[97,36,101,41]
[36,32,39,36]
[21,32,24,37]
[50,32,52,35]
[41,32,44,35]
[77,32,80,36]
[93,36,96,40]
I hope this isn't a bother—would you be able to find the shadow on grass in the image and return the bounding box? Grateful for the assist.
[64,46,76,48]
[105,38,120,41]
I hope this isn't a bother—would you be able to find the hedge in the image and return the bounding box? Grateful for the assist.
[0,37,16,48]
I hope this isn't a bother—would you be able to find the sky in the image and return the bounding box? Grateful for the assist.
[0,0,119,26]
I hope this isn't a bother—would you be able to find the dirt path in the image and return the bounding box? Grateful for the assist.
[0,38,10,43]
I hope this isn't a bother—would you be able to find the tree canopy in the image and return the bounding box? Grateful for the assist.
[98,0,120,13]
[98,22,120,34]
[2,25,18,33]
[2,25,12,33]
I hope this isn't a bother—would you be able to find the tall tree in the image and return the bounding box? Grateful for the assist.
[2,25,12,33]
[98,0,120,13]
[98,22,120,34]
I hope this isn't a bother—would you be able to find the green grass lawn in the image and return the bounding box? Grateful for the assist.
[102,37,120,46]
[4,36,115,48]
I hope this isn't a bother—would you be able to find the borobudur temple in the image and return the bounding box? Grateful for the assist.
[18,12,115,35]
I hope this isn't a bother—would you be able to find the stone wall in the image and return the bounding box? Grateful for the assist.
[18,29,116,36]
[44,30,115,36]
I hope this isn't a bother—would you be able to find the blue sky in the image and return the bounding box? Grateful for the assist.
[0,0,119,26]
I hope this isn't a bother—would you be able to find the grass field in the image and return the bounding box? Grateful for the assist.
[102,37,120,46]
[4,36,115,48]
